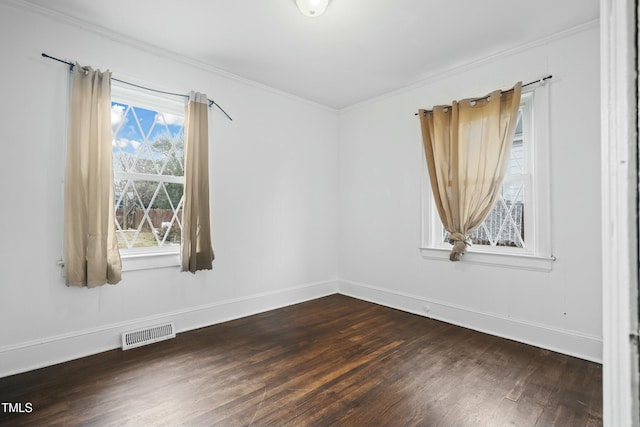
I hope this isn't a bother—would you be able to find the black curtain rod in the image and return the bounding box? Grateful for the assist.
[42,53,232,121]
[414,75,552,117]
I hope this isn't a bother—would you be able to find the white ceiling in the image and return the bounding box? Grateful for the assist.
[24,0,599,109]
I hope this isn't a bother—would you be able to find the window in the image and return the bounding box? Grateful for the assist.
[421,86,553,270]
[111,83,185,268]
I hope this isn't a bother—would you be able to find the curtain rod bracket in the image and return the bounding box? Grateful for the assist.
[208,98,233,121]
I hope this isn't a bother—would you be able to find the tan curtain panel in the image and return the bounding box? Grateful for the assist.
[181,92,215,273]
[419,82,522,261]
[64,64,122,286]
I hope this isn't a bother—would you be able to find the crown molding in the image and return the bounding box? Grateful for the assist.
[3,0,339,114]
[3,0,597,114]
[340,19,600,113]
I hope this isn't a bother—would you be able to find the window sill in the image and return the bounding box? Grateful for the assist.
[121,250,180,272]
[419,247,555,272]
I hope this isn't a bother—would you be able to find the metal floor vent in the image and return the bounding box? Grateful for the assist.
[122,322,176,350]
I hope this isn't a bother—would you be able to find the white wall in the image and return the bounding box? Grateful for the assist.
[337,24,602,362]
[0,1,339,376]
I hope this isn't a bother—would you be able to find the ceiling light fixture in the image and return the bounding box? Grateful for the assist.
[295,0,329,17]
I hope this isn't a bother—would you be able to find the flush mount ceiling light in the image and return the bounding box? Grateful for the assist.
[295,0,330,17]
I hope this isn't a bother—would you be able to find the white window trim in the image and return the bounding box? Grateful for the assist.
[111,82,186,271]
[419,84,554,271]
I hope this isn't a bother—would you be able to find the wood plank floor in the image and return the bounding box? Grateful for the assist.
[0,295,602,426]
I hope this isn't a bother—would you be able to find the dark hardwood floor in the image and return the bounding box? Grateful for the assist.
[0,295,602,426]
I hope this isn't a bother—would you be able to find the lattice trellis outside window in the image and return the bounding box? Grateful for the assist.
[111,100,185,251]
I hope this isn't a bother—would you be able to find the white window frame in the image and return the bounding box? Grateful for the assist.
[419,84,554,271]
[111,82,185,271]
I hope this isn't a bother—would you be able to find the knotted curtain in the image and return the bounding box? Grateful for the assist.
[419,83,522,261]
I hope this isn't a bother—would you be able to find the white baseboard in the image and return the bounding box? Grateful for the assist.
[0,277,602,379]
[0,279,338,379]
[338,279,602,363]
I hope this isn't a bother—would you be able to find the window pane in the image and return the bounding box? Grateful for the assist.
[112,104,137,173]
[151,184,182,246]
[508,139,525,175]
[514,109,523,136]
[165,182,184,211]
[112,100,185,251]
[114,179,136,249]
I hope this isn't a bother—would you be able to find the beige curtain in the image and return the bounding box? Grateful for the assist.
[64,64,122,286]
[181,92,215,273]
[419,82,522,261]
